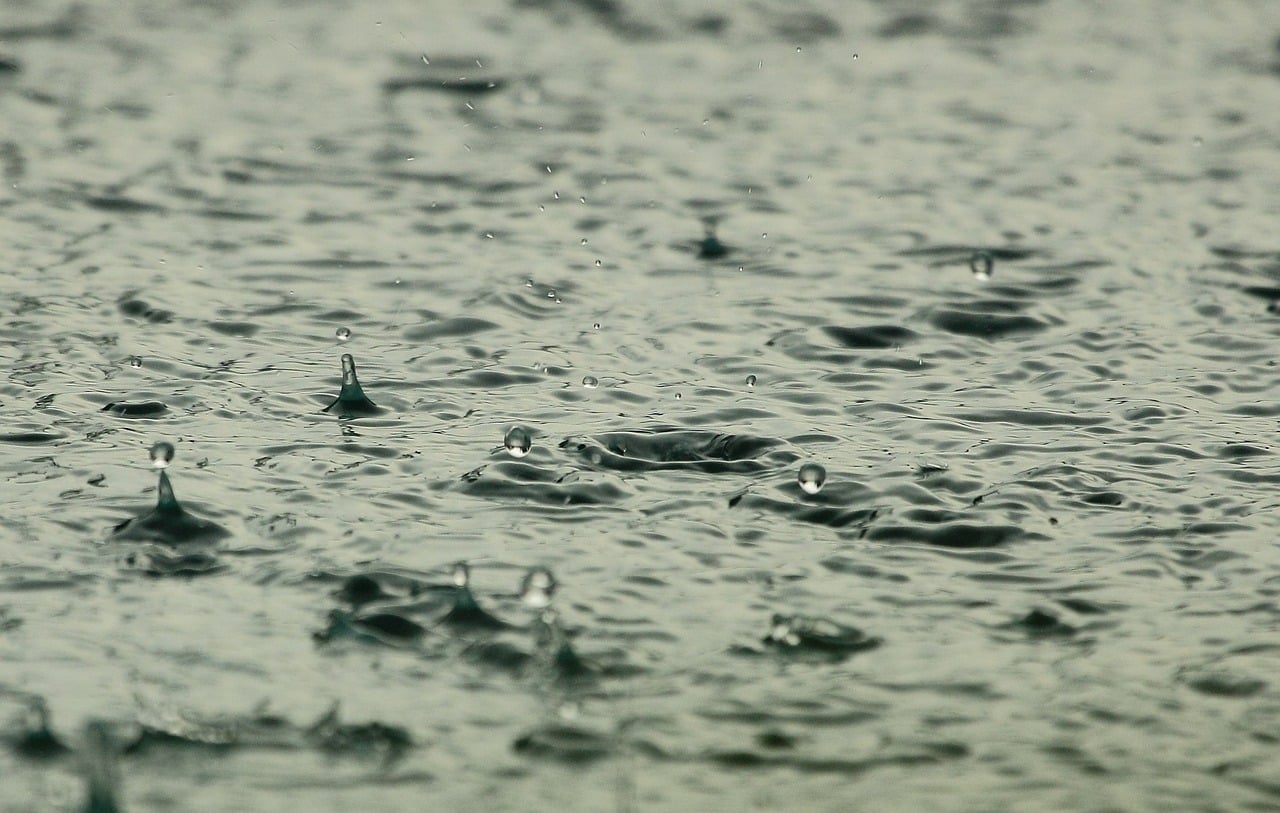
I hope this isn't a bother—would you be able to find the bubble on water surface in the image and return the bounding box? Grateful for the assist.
[504,426,533,458]
[798,463,827,495]
[149,441,175,469]
[128,356,142,368]
[335,326,352,342]
[746,374,757,388]
[582,376,598,389]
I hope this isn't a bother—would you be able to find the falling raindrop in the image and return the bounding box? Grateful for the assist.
[335,326,352,342]
[128,356,143,368]
[746,374,757,388]
[504,426,533,458]
[970,251,994,281]
[149,441,175,469]
[797,463,827,495]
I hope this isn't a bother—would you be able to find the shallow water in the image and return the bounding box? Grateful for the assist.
[3,1,1280,810]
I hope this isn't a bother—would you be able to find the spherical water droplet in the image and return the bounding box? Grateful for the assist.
[580,238,588,246]
[594,259,602,267]
[149,441,175,469]
[969,251,994,281]
[451,561,470,588]
[798,463,826,495]
[745,374,757,388]
[547,289,557,298]
[128,356,142,368]
[674,392,682,399]
[520,567,557,608]
[504,426,533,458]
[592,322,601,330]
[582,375,598,389]
[335,326,352,342]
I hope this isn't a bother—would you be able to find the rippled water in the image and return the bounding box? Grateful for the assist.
[3,1,1280,810]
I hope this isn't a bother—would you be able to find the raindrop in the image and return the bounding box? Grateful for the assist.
[746,374,757,388]
[969,251,994,281]
[580,238,588,246]
[335,326,352,342]
[547,289,557,298]
[451,561,470,588]
[674,392,682,399]
[504,426,533,458]
[149,441,175,469]
[798,463,826,495]
[520,567,557,609]
[128,356,142,368]
[592,322,601,330]
[578,196,586,204]
[594,259,602,267]
[582,375,598,389]
[796,46,802,53]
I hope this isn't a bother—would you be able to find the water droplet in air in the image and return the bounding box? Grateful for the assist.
[547,289,557,298]
[969,251,994,281]
[594,259,602,267]
[580,238,588,246]
[129,356,142,368]
[592,322,601,330]
[149,441,175,469]
[451,561,470,588]
[335,326,352,342]
[798,463,826,495]
[582,375,598,389]
[504,426,533,458]
[520,567,557,608]
[746,374,757,388]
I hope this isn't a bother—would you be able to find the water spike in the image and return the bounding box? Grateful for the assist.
[440,562,509,630]
[81,722,122,813]
[324,354,383,417]
[697,217,729,260]
[113,453,229,546]
[155,470,180,512]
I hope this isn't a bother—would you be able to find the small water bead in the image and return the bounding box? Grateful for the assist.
[335,326,352,342]
[520,568,557,609]
[594,259,601,267]
[149,441,175,469]
[451,561,470,588]
[592,322,601,330]
[969,251,994,281]
[746,374,757,388]
[582,375,598,389]
[504,426,533,458]
[128,356,142,368]
[797,463,827,495]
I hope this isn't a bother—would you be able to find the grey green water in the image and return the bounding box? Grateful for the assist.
[3,1,1280,810]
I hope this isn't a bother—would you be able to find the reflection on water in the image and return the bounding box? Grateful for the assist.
[3,0,1280,810]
